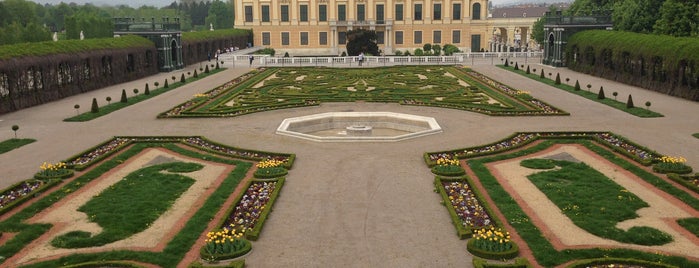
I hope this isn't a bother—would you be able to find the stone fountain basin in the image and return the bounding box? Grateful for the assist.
[276,112,442,142]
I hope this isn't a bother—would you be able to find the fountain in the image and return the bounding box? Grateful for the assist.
[276,112,442,142]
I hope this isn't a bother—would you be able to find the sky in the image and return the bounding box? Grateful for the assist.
[29,0,568,8]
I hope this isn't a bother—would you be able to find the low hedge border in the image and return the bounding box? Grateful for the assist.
[666,173,699,194]
[467,238,520,260]
[181,136,296,168]
[198,238,252,262]
[253,167,288,179]
[473,257,531,268]
[564,258,679,268]
[434,176,504,239]
[653,165,693,175]
[0,179,61,216]
[430,165,466,176]
[188,259,245,268]
[61,261,149,268]
[33,169,74,180]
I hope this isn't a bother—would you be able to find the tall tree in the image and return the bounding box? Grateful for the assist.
[566,0,615,16]
[346,29,379,56]
[653,0,699,37]
[205,0,233,29]
[612,0,663,33]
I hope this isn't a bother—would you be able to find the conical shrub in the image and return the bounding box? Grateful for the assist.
[144,83,150,95]
[120,89,127,103]
[540,69,545,78]
[180,73,186,83]
[205,65,210,73]
[526,65,530,74]
[555,73,561,85]
[514,62,519,70]
[597,86,605,99]
[626,95,634,108]
[574,80,581,90]
[164,79,169,88]
[91,98,99,113]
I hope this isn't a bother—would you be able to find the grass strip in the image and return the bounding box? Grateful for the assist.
[12,143,251,267]
[677,218,699,238]
[0,139,36,154]
[64,68,225,122]
[467,140,697,267]
[51,162,201,248]
[496,65,663,118]
[526,160,672,245]
[693,133,699,139]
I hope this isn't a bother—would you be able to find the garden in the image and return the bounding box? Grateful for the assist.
[0,136,293,267]
[426,132,698,267]
[159,66,568,118]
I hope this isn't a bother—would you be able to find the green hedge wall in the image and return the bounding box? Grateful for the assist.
[566,30,699,101]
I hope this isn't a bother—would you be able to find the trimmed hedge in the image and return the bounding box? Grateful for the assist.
[565,258,679,268]
[0,179,61,216]
[0,35,154,60]
[430,164,466,176]
[666,173,699,194]
[33,169,74,180]
[467,238,520,260]
[198,238,251,262]
[434,176,503,239]
[473,257,531,268]
[188,260,245,268]
[253,166,288,178]
[652,164,693,175]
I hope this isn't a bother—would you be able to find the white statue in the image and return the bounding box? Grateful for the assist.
[80,31,84,40]
[209,23,214,31]
[52,32,58,41]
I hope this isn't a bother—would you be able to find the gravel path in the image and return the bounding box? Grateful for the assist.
[0,62,697,267]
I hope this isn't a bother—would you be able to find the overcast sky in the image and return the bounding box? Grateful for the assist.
[29,0,559,8]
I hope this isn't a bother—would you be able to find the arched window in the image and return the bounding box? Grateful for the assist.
[472,3,481,20]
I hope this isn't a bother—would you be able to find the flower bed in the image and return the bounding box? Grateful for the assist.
[435,176,495,239]
[0,179,59,215]
[223,178,285,241]
[467,226,519,260]
[424,132,661,166]
[653,156,693,174]
[431,157,465,176]
[34,161,74,180]
[200,227,252,262]
[253,159,289,178]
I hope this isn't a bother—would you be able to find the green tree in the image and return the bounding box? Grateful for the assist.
[205,0,234,29]
[653,0,699,37]
[442,44,460,55]
[432,44,441,55]
[346,28,379,56]
[423,43,432,55]
[566,0,615,16]
[612,0,663,34]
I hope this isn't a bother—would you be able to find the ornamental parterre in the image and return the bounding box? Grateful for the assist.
[0,181,43,208]
[225,181,277,230]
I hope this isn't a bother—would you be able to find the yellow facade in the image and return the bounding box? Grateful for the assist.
[234,0,492,56]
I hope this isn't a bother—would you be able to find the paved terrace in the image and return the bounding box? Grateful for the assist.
[0,58,697,267]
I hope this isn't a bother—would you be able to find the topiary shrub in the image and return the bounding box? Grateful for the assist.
[154,81,160,88]
[144,83,150,95]
[11,125,19,138]
[193,70,198,78]
[467,227,520,260]
[525,65,530,74]
[205,65,210,73]
[180,73,186,83]
[597,86,605,99]
[254,167,288,179]
[504,59,509,67]
[555,73,561,85]
[216,61,220,69]
[120,89,127,103]
[513,62,519,70]
[645,101,652,110]
[90,98,99,113]
[539,69,545,78]
[574,80,581,91]
[164,79,169,88]
[285,51,291,57]
[133,88,139,95]
[105,96,112,104]
[626,95,634,108]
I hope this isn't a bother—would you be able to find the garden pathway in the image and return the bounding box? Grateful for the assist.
[0,61,697,267]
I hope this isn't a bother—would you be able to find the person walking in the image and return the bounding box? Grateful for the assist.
[248,54,254,67]
[358,52,364,66]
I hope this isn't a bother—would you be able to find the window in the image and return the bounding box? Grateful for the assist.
[319,32,328,45]
[244,6,253,22]
[472,3,481,20]
[414,31,422,44]
[262,32,271,45]
[262,5,270,22]
[281,32,290,45]
[319,5,327,21]
[395,4,403,21]
[338,4,346,21]
[301,32,309,45]
[414,4,422,20]
[452,30,461,43]
[376,4,384,22]
[300,5,308,22]
[433,3,441,20]
[471,34,481,52]
[357,4,365,21]
[339,31,347,44]
[377,31,384,44]
[281,5,289,22]
[433,31,441,43]
[395,31,403,44]
[452,3,461,20]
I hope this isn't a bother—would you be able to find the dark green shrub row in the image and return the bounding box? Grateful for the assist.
[666,173,699,194]
[0,35,153,60]
[33,170,74,180]
[467,238,520,260]
[0,179,60,216]
[473,257,531,268]
[253,166,288,178]
[182,29,251,42]
[652,164,693,175]
[198,238,251,262]
[188,260,245,268]
[565,258,679,268]
[430,164,466,176]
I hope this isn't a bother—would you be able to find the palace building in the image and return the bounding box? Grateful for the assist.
[233,0,493,56]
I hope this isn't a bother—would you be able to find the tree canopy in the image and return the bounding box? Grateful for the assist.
[346,29,380,56]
